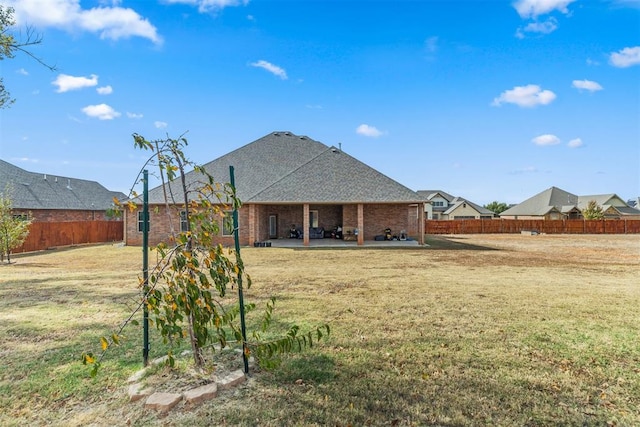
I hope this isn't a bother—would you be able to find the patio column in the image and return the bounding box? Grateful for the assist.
[303,203,310,246]
[248,204,256,246]
[357,203,364,246]
[418,202,425,245]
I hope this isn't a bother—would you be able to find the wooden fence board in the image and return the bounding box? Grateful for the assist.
[425,219,639,235]
[13,221,124,253]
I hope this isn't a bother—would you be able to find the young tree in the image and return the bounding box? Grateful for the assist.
[83,133,328,374]
[1,5,55,108]
[484,201,509,214]
[582,200,605,220]
[0,185,32,263]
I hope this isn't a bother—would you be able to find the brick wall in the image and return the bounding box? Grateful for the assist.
[13,209,115,222]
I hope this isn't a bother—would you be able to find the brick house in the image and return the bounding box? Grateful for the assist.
[0,159,125,222]
[124,131,426,247]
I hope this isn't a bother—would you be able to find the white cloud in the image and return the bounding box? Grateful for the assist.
[127,112,143,119]
[532,134,561,146]
[163,0,248,13]
[513,0,576,18]
[425,36,438,53]
[568,138,583,148]
[52,74,99,93]
[517,17,558,37]
[492,84,556,107]
[356,124,383,138]
[17,68,29,75]
[609,46,640,68]
[510,166,538,175]
[97,85,113,95]
[571,79,603,92]
[81,103,121,120]
[154,121,168,129]
[250,60,288,79]
[6,0,162,44]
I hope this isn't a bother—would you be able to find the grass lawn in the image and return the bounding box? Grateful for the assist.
[0,234,638,426]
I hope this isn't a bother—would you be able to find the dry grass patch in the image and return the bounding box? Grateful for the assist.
[0,235,638,426]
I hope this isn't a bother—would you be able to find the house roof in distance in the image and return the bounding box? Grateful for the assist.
[145,131,425,204]
[500,186,640,217]
[0,159,125,210]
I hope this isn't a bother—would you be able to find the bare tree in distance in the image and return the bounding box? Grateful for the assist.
[1,5,56,108]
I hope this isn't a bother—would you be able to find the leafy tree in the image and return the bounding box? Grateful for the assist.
[484,201,509,214]
[82,133,329,374]
[582,200,605,220]
[1,5,55,108]
[0,185,32,263]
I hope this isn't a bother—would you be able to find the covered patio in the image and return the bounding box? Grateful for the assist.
[255,237,423,248]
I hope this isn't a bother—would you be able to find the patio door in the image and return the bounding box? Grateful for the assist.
[269,215,278,239]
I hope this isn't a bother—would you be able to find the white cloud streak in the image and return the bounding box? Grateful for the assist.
[492,84,556,107]
[532,134,561,146]
[250,60,288,79]
[82,103,121,120]
[513,0,576,18]
[52,74,98,93]
[609,46,640,68]
[568,138,583,148]
[571,79,603,92]
[356,124,383,138]
[163,0,249,13]
[154,121,168,129]
[97,85,113,95]
[6,0,162,44]
[127,112,143,119]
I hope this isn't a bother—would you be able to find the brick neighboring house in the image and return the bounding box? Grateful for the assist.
[500,186,640,220]
[124,131,426,247]
[0,159,125,221]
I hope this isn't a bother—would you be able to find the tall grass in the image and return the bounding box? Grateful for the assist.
[0,234,638,426]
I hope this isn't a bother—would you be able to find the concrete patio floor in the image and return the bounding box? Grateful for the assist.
[256,238,423,248]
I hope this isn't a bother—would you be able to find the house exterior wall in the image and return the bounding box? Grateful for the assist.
[363,204,418,240]
[125,204,249,247]
[446,204,483,220]
[125,202,422,246]
[426,196,449,220]
[13,209,115,222]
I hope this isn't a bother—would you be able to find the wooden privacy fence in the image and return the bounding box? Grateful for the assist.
[425,219,640,235]
[14,221,124,253]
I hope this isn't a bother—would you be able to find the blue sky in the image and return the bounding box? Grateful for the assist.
[2,0,639,205]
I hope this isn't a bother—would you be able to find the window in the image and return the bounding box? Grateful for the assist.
[309,210,319,227]
[179,210,188,232]
[222,211,235,236]
[433,201,444,207]
[137,211,148,232]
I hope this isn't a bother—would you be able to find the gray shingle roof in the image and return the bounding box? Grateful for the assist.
[0,159,125,210]
[501,186,640,217]
[144,131,424,204]
[416,190,455,202]
[500,186,577,217]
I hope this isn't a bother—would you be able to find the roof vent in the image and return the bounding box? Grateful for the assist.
[284,132,292,136]
[43,174,47,180]
[67,179,72,190]
[273,132,280,136]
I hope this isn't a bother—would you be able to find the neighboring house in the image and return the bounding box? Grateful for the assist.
[417,190,493,220]
[627,197,639,209]
[0,159,125,221]
[500,186,640,220]
[124,131,426,247]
